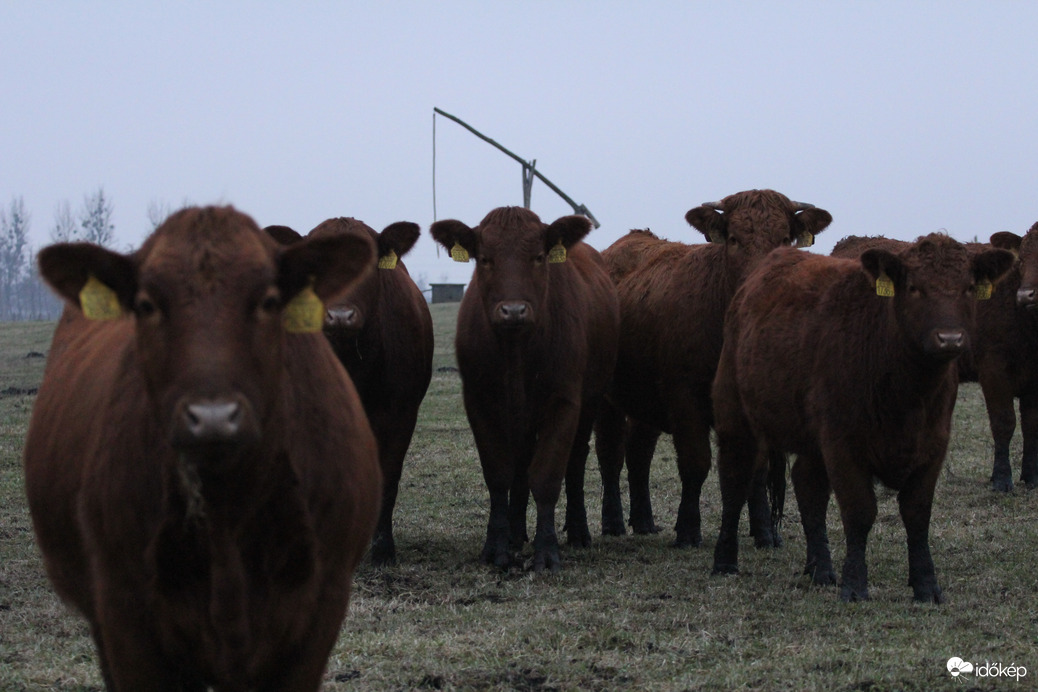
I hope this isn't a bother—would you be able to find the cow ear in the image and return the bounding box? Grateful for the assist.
[430,219,478,262]
[278,230,375,304]
[37,242,138,316]
[378,221,421,259]
[791,208,833,246]
[545,215,591,251]
[990,231,1022,254]
[972,248,1016,286]
[265,225,303,246]
[685,206,726,243]
[860,249,904,296]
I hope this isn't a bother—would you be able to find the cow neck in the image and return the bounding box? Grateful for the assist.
[870,306,958,406]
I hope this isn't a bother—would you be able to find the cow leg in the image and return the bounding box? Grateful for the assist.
[1019,393,1038,489]
[711,431,759,575]
[980,370,1016,491]
[898,463,946,604]
[791,453,835,586]
[529,397,581,573]
[594,400,628,536]
[670,392,712,548]
[467,401,521,569]
[564,402,597,548]
[369,412,418,567]
[827,454,876,602]
[95,594,184,691]
[748,450,785,549]
[508,470,531,550]
[626,420,662,535]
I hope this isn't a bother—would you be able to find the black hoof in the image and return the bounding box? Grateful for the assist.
[711,562,739,576]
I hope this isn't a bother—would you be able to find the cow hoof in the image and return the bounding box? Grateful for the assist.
[630,519,661,535]
[753,531,783,549]
[805,564,837,585]
[566,529,592,548]
[369,550,397,568]
[912,583,946,604]
[1022,476,1038,490]
[532,549,562,573]
[672,534,703,549]
[601,517,627,536]
[991,476,1013,492]
[839,585,870,602]
[711,562,739,576]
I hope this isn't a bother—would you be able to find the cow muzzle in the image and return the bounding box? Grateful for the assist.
[1017,287,1037,308]
[171,395,259,450]
[491,301,534,329]
[930,329,967,358]
[326,305,363,331]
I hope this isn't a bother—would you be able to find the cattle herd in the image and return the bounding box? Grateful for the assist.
[20,192,1038,688]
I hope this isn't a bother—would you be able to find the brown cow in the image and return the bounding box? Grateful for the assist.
[595,190,832,547]
[267,218,434,565]
[833,231,1037,492]
[711,233,1014,602]
[430,207,619,572]
[24,206,381,690]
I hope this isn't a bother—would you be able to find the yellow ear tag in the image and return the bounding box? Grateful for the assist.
[283,281,325,333]
[875,271,895,298]
[79,274,123,320]
[975,279,993,300]
[450,242,470,262]
[548,240,567,264]
[797,231,815,248]
[377,249,398,270]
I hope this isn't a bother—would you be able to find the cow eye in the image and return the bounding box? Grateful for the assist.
[134,295,158,319]
[535,253,545,264]
[259,289,281,315]
[479,256,492,267]
[781,237,792,247]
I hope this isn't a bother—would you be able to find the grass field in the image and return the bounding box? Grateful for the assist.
[1,304,1036,691]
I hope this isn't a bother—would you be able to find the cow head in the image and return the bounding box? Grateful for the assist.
[860,233,1015,361]
[684,189,832,266]
[992,225,1038,308]
[430,207,590,333]
[39,206,374,470]
[272,218,421,337]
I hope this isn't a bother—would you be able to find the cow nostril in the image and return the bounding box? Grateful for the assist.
[1017,288,1036,306]
[936,331,965,350]
[183,401,243,441]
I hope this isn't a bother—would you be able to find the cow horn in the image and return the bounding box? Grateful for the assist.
[702,201,724,210]
[792,201,817,211]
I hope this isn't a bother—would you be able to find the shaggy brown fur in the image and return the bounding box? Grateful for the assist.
[712,233,1014,602]
[431,207,619,572]
[595,189,832,547]
[267,218,434,565]
[25,206,381,690]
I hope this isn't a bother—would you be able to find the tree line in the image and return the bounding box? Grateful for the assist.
[0,188,119,321]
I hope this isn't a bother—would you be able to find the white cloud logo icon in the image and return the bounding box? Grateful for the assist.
[947,657,974,677]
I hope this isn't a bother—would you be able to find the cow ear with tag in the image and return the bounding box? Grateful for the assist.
[544,215,591,263]
[378,221,420,269]
[686,204,727,244]
[859,248,904,299]
[430,219,478,263]
[37,242,138,317]
[971,248,1016,301]
[279,230,374,321]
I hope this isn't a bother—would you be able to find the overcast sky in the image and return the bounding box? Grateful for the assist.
[3,2,1037,285]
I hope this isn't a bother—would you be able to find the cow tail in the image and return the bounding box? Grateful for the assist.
[768,451,787,528]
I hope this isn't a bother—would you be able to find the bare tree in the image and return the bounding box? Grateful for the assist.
[147,199,174,230]
[51,199,79,243]
[79,187,115,246]
[0,197,31,320]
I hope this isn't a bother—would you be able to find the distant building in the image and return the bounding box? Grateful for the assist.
[429,283,465,304]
